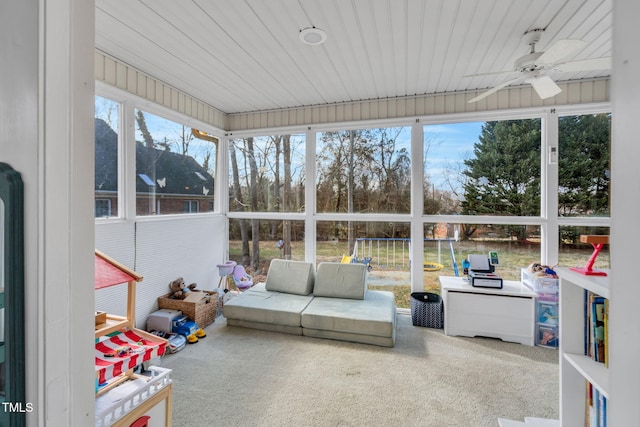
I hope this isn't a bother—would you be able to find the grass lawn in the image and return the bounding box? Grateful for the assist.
[229,239,608,309]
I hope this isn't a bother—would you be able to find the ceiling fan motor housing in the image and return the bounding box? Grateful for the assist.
[523,29,544,46]
[514,51,544,72]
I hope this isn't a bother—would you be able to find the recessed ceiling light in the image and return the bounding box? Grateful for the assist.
[299,27,327,46]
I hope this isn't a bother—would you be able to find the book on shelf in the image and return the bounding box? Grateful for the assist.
[584,290,608,365]
[603,299,609,367]
[585,380,607,427]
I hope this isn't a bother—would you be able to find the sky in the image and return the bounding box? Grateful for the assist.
[424,121,484,193]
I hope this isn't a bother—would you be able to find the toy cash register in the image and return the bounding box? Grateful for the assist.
[467,253,503,289]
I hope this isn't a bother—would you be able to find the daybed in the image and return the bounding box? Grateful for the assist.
[222,259,397,347]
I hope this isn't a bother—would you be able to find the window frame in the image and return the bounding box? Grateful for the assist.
[227,104,611,292]
[95,82,225,221]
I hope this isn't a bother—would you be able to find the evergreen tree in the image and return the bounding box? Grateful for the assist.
[558,113,610,216]
[461,119,542,217]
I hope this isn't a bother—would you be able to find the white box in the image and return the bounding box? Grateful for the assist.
[146,309,182,333]
[440,276,537,346]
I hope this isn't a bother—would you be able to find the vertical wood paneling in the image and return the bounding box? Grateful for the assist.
[582,82,594,102]
[104,56,116,86]
[552,86,566,105]
[95,51,227,130]
[136,73,146,98]
[126,68,136,93]
[95,53,105,81]
[434,95,445,114]
[567,83,582,104]
[116,63,127,89]
[98,47,608,134]
[145,79,154,102]
[154,81,163,104]
[387,99,397,118]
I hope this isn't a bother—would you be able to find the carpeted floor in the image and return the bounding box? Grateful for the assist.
[161,312,559,427]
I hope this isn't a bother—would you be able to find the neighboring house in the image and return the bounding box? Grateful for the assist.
[94,118,215,216]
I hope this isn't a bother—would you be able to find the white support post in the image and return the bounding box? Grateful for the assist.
[541,110,559,266]
[410,121,425,293]
[304,128,316,264]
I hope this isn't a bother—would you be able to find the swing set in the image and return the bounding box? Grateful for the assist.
[341,237,460,276]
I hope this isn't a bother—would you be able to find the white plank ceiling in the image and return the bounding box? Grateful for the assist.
[95,0,612,115]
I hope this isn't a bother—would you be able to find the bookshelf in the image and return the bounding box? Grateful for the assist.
[558,266,609,426]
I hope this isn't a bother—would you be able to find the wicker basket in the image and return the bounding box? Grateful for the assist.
[158,291,218,328]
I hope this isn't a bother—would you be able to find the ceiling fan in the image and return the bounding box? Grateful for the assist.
[466,29,611,103]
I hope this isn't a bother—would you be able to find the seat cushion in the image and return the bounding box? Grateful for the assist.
[223,283,314,327]
[301,290,396,339]
[264,259,315,295]
[313,262,367,299]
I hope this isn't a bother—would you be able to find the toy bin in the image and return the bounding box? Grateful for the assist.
[158,291,218,329]
[521,268,559,296]
[536,299,559,326]
[410,292,444,329]
[537,324,559,348]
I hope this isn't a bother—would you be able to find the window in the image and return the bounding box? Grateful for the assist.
[317,220,411,305]
[559,226,610,270]
[224,112,610,310]
[183,200,199,213]
[423,223,542,284]
[316,127,411,214]
[558,113,611,217]
[424,119,542,216]
[228,134,305,213]
[95,199,112,217]
[95,96,120,218]
[228,219,306,272]
[135,109,216,216]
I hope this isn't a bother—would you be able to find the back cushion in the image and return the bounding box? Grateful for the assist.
[314,262,367,300]
[265,259,315,295]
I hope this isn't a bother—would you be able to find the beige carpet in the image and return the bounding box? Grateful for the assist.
[160,312,558,426]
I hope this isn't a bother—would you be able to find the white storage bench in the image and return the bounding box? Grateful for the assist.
[439,276,537,346]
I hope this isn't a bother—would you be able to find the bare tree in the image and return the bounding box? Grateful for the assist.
[271,136,281,238]
[229,141,250,266]
[246,137,261,270]
[282,135,292,259]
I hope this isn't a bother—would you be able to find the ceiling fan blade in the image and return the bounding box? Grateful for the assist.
[467,76,523,103]
[526,74,562,99]
[554,56,612,72]
[536,39,588,66]
[463,70,516,78]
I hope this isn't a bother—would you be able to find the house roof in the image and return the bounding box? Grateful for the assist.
[95,118,214,195]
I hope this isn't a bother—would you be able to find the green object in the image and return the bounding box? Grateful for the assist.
[489,251,499,265]
[0,163,26,427]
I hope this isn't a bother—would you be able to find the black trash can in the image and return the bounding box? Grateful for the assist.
[410,292,444,328]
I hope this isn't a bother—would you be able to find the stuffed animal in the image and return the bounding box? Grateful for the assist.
[168,277,197,299]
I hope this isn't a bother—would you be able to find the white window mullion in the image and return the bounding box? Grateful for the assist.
[217,136,229,215]
[219,135,230,260]
[305,128,316,264]
[541,110,559,265]
[304,128,317,264]
[122,100,137,220]
[411,121,424,293]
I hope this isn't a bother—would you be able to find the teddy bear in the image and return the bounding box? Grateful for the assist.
[168,277,198,299]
